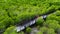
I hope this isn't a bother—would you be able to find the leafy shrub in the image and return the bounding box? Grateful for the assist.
[47,28,56,34]
[53,10,60,16]
[37,31,43,34]
[46,14,57,20]
[3,26,17,34]
[0,10,12,29]
[26,27,31,33]
[36,17,44,26]
[39,27,56,34]
[3,26,25,34]
[44,20,60,30]
[46,13,60,24]
[19,31,24,34]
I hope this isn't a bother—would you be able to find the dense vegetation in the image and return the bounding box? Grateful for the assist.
[0,0,60,34]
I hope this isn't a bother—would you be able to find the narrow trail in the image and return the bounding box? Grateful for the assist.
[15,9,56,32]
[15,10,57,32]
[0,8,57,34]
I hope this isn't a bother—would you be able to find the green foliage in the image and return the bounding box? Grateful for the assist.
[47,28,56,34]
[54,10,60,16]
[36,17,44,26]
[46,14,56,20]
[44,20,60,30]
[37,31,43,34]
[55,27,60,34]
[26,27,31,33]
[0,0,59,26]
[0,10,11,29]
[3,26,24,34]
[46,14,60,20]
[3,26,18,34]
[0,0,60,34]
[40,27,48,32]
[46,12,60,24]
[19,31,24,34]
[39,27,56,34]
